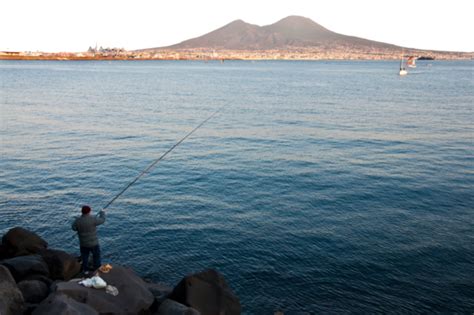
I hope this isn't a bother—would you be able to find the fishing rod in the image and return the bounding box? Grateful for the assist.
[102,107,222,211]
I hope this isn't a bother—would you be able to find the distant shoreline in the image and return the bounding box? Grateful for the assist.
[1,50,472,61]
[0,56,472,61]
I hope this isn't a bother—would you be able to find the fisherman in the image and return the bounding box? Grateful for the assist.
[72,205,106,274]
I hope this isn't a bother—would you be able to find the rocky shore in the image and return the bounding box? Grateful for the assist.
[0,227,241,314]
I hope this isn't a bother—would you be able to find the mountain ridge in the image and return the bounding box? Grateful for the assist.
[133,16,472,60]
[145,15,401,51]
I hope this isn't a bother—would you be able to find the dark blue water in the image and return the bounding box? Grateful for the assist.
[1,60,473,313]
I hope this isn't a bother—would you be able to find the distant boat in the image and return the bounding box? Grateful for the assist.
[399,55,407,76]
[407,56,417,68]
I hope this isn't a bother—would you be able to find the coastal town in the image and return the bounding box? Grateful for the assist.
[0,45,471,61]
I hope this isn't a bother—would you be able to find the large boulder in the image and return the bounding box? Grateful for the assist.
[2,227,48,256]
[32,293,98,315]
[157,299,200,315]
[169,269,241,315]
[21,273,54,287]
[17,279,49,304]
[39,248,81,280]
[52,265,154,314]
[0,265,25,315]
[1,254,49,282]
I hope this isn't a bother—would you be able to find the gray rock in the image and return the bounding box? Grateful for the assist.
[2,227,48,256]
[146,281,173,305]
[53,265,154,314]
[0,265,25,315]
[169,269,241,315]
[38,248,81,280]
[18,279,49,303]
[157,299,201,315]
[1,254,49,281]
[32,292,98,315]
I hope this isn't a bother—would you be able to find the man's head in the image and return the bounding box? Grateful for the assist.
[82,205,91,215]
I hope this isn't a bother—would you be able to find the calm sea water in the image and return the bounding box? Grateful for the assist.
[1,60,473,313]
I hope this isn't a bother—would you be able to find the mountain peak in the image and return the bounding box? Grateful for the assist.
[228,19,246,25]
[219,19,256,32]
[274,15,316,25]
[265,15,333,39]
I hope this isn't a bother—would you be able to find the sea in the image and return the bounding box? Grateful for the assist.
[1,60,473,313]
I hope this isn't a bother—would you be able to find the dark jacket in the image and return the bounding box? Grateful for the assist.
[72,210,106,247]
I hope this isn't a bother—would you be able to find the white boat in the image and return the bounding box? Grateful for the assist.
[407,56,416,68]
[399,55,407,76]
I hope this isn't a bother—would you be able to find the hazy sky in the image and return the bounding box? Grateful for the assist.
[1,0,473,52]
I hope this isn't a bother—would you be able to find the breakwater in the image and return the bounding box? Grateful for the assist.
[0,227,241,314]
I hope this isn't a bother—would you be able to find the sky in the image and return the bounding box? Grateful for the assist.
[1,0,473,52]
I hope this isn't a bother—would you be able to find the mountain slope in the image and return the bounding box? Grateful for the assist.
[262,16,396,49]
[165,19,269,50]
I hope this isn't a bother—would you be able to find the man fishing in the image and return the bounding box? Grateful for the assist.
[72,205,106,274]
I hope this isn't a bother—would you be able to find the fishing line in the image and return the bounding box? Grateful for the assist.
[102,107,222,211]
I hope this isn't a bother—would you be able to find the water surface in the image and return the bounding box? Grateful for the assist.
[1,60,473,313]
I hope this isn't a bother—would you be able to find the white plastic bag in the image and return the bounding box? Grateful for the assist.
[78,276,107,289]
[91,275,107,289]
[78,278,93,287]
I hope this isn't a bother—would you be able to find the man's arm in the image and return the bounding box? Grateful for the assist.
[71,219,77,231]
[95,210,106,225]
